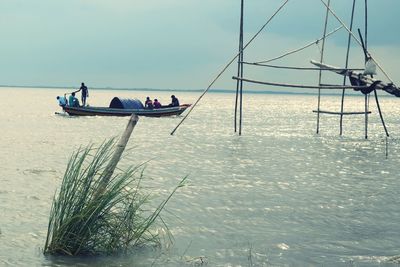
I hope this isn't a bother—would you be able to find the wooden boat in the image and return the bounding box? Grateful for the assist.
[62,97,191,117]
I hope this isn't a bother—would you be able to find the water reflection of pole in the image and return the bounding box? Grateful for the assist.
[235,0,244,135]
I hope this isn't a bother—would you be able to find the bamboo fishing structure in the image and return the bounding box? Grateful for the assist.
[169,0,398,138]
[170,0,290,135]
[233,0,395,138]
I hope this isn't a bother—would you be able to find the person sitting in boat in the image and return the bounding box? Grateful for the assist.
[145,97,153,109]
[169,95,180,107]
[153,99,162,109]
[68,92,80,107]
[56,95,67,107]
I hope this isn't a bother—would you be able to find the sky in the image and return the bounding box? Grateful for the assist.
[1,0,399,90]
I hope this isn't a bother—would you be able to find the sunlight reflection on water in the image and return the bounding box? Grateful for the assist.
[1,88,400,266]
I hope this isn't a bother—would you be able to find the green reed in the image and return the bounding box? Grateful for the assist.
[44,139,186,256]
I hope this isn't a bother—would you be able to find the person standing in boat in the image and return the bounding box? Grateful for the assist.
[75,82,89,106]
[145,97,153,109]
[169,95,180,107]
[153,99,162,109]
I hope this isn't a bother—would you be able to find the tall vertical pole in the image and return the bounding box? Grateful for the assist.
[235,0,244,134]
[316,0,331,134]
[364,0,368,139]
[363,0,389,138]
[374,90,389,137]
[364,0,368,56]
[339,0,357,136]
[238,0,244,135]
[364,94,368,139]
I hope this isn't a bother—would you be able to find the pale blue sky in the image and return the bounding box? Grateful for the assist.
[1,0,399,89]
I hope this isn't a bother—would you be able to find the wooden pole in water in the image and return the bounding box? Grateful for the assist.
[373,89,389,137]
[361,33,390,137]
[358,9,390,138]
[339,0,356,136]
[170,0,289,136]
[364,0,369,139]
[364,0,368,57]
[96,113,139,197]
[238,0,244,135]
[364,94,368,139]
[234,57,240,133]
[316,0,330,134]
[365,0,388,138]
[235,0,244,134]
[386,136,389,159]
[358,29,370,139]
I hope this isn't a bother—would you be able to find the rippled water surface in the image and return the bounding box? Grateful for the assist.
[1,87,400,266]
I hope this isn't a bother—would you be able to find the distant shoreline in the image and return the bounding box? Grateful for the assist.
[0,84,366,97]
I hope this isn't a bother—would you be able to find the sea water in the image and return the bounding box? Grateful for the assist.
[1,87,400,266]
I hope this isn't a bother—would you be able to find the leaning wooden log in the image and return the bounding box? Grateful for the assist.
[95,113,139,198]
[310,60,400,97]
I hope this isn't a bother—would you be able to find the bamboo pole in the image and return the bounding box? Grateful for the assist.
[312,110,371,115]
[357,14,389,138]
[239,50,244,135]
[364,1,368,139]
[235,0,244,133]
[364,94,368,139]
[238,0,244,135]
[170,0,290,135]
[242,62,363,71]
[365,0,368,60]
[339,0,356,136]
[374,89,389,137]
[96,113,139,196]
[316,0,330,134]
[256,26,343,64]
[386,136,389,159]
[234,67,239,133]
[232,76,366,90]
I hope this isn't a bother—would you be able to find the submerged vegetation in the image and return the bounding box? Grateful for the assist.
[44,115,186,255]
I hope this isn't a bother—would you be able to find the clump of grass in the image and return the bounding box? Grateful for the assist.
[44,114,186,256]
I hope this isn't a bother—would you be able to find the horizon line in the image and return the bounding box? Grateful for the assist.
[0,84,367,97]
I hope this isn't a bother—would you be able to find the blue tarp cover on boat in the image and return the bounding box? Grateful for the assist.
[109,97,144,109]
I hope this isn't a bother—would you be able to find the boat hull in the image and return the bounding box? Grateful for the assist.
[62,104,191,117]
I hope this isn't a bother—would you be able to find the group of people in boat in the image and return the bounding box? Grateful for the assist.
[56,82,89,107]
[57,84,181,111]
[144,95,180,109]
